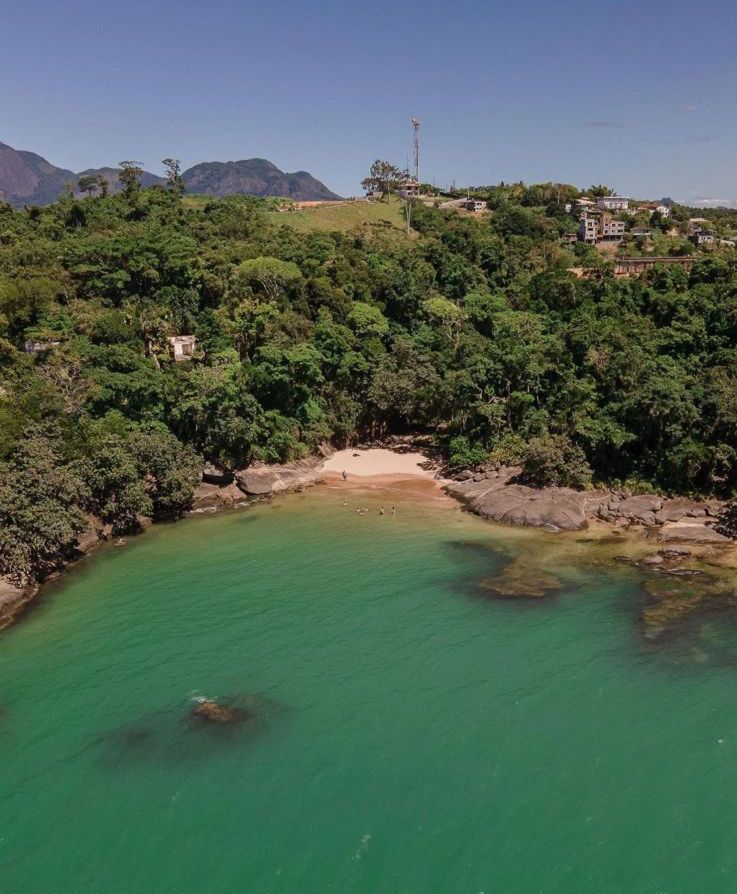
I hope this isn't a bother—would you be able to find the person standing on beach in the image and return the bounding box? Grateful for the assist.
[342,470,348,480]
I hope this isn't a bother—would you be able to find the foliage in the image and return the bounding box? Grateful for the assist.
[0,427,89,584]
[0,180,736,578]
[447,436,488,470]
[519,434,593,489]
[361,160,403,198]
[127,428,202,520]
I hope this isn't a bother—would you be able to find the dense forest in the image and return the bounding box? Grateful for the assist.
[2,180,737,583]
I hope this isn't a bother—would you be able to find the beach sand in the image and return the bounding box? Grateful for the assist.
[323,448,440,479]
[322,448,449,502]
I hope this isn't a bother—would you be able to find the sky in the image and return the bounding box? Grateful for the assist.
[1,0,736,204]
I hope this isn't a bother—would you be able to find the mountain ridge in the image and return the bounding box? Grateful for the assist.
[0,141,341,206]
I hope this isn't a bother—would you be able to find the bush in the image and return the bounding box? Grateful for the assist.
[128,428,202,519]
[0,426,89,584]
[520,434,592,489]
[447,435,487,470]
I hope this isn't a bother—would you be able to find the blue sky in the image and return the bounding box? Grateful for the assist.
[1,0,736,204]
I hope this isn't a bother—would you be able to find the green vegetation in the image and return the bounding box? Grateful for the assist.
[267,196,410,234]
[1,181,737,582]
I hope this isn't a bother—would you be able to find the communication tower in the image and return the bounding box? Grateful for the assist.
[411,118,420,184]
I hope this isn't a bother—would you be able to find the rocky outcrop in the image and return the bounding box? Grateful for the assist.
[191,458,325,510]
[191,481,249,511]
[235,458,324,496]
[658,521,730,543]
[445,467,599,531]
[202,462,234,486]
[0,576,37,630]
[445,465,732,543]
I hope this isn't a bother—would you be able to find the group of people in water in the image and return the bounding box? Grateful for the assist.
[340,471,396,516]
[352,505,395,515]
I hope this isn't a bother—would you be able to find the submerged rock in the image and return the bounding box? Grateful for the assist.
[477,557,565,599]
[190,699,246,724]
[642,555,665,565]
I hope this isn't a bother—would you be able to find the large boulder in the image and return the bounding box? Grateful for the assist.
[659,521,731,544]
[235,470,275,495]
[191,481,248,511]
[235,458,324,497]
[616,495,663,522]
[657,497,717,523]
[446,476,589,531]
[202,462,234,486]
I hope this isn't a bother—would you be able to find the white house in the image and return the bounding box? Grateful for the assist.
[596,196,630,212]
[168,335,196,361]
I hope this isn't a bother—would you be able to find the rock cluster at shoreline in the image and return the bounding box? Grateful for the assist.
[445,465,730,542]
[0,576,37,630]
[192,458,325,511]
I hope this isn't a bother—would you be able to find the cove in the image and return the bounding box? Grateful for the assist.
[2,488,737,894]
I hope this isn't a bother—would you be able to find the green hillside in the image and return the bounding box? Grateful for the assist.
[267,196,411,233]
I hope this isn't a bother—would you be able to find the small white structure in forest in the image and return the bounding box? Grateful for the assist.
[168,335,196,361]
[24,339,61,355]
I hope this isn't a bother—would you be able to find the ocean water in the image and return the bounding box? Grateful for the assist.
[2,487,737,894]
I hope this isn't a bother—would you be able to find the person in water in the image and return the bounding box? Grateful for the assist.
[379,507,385,515]
[391,506,396,515]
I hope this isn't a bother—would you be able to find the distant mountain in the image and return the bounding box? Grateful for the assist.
[0,142,163,207]
[0,141,341,207]
[181,158,341,201]
[0,142,77,206]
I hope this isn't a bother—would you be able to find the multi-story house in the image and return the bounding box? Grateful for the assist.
[596,195,630,212]
[578,211,625,244]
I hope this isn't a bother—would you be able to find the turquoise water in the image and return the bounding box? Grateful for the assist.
[2,488,737,894]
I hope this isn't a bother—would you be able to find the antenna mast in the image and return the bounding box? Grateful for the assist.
[411,118,420,184]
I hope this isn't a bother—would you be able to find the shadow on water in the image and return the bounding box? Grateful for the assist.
[96,692,285,769]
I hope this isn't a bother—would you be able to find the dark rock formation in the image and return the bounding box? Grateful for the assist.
[202,462,234,485]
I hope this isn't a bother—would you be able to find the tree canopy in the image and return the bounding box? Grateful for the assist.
[1,179,737,580]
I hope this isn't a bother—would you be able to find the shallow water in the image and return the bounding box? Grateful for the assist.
[2,488,737,893]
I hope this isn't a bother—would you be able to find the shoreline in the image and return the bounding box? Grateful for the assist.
[2,444,735,632]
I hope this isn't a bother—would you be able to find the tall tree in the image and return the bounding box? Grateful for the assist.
[162,157,184,194]
[118,160,144,200]
[361,160,403,199]
[77,175,98,198]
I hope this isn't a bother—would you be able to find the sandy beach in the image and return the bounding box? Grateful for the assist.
[322,447,449,501]
[323,448,443,480]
